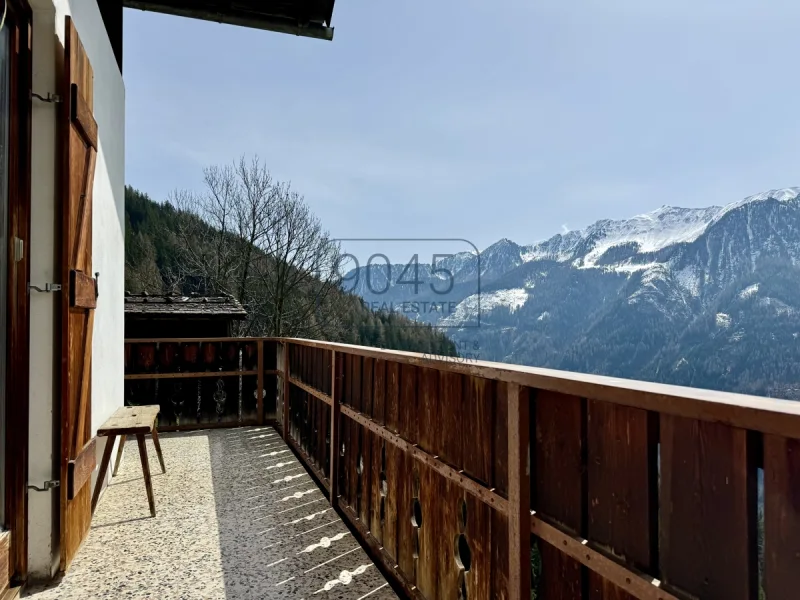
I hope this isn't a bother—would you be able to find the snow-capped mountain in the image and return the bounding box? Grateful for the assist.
[349,187,800,399]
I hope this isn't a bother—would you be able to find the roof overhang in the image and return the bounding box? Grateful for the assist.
[123,0,335,41]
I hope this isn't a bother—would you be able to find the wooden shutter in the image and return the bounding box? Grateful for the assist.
[59,16,99,571]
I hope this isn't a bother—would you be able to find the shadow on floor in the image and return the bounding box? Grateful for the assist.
[23,426,397,600]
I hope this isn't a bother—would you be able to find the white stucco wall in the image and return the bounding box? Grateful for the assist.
[28,0,125,579]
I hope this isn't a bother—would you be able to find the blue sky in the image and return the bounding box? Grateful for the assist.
[124,0,800,255]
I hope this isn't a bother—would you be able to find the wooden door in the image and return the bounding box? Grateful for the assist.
[3,0,33,583]
[59,16,99,571]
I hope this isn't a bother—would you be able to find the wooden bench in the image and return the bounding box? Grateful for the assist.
[92,405,165,517]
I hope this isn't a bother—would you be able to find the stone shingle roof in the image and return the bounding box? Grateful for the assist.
[124,293,247,319]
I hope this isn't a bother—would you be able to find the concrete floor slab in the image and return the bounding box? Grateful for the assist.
[24,427,398,600]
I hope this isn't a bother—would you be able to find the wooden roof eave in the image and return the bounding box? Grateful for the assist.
[124,1,335,41]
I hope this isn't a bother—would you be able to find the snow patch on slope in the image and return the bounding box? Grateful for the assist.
[442,288,528,325]
[675,265,702,297]
[739,284,759,299]
[481,288,528,312]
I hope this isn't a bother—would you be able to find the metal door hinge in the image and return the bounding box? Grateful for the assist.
[31,92,62,103]
[28,480,60,492]
[29,283,62,293]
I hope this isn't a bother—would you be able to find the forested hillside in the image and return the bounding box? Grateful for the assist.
[125,180,454,356]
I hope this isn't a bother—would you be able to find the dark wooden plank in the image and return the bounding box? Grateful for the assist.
[587,400,658,600]
[397,451,416,583]
[436,475,461,600]
[369,434,384,544]
[317,396,326,472]
[256,340,264,424]
[373,358,386,425]
[282,343,290,438]
[4,15,32,566]
[438,371,463,468]
[348,414,360,515]
[764,434,800,600]
[399,363,418,443]
[359,423,373,524]
[362,356,374,417]
[69,269,96,309]
[493,381,509,496]
[539,540,586,600]
[491,511,510,599]
[418,367,439,455]
[329,351,339,505]
[535,389,585,598]
[383,442,400,564]
[338,413,350,506]
[343,352,352,406]
[508,384,531,600]
[68,438,96,500]
[463,376,493,485]
[125,370,260,380]
[386,361,400,433]
[417,460,438,600]
[660,415,757,600]
[535,390,585,529]
[464,487,492,600]
[352,354,362,412]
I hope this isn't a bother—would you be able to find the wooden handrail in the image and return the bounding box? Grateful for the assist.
[279,337,800,438]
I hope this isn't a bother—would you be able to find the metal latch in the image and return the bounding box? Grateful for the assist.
[13,237,23,263]
[28,480,60,492]
[29,283,62,293]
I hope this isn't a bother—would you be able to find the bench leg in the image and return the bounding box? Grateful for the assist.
[151,429,166,473]
[136,434,156,517]
[92,434,116,514]
[112,434,126,476]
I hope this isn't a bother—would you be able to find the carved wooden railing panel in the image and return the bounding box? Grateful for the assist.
[123,338,280,429]
[277,338,800,600]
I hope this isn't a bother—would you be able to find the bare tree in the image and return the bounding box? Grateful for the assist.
[253,182,342,338]
[169,157,277,300]
[168,155,342,339]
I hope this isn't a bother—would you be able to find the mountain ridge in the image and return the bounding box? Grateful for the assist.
[350,186,800,399]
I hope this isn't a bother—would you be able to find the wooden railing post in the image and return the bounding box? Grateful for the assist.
[282,341,290,440]
[256,340,264,425]
[329,350,339,506]
[508,382,531,599]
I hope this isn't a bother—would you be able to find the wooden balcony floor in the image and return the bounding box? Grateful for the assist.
[24,426,398,600]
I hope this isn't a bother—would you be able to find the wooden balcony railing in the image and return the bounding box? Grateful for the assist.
[124,337,281,430]
[124,336,800,599]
